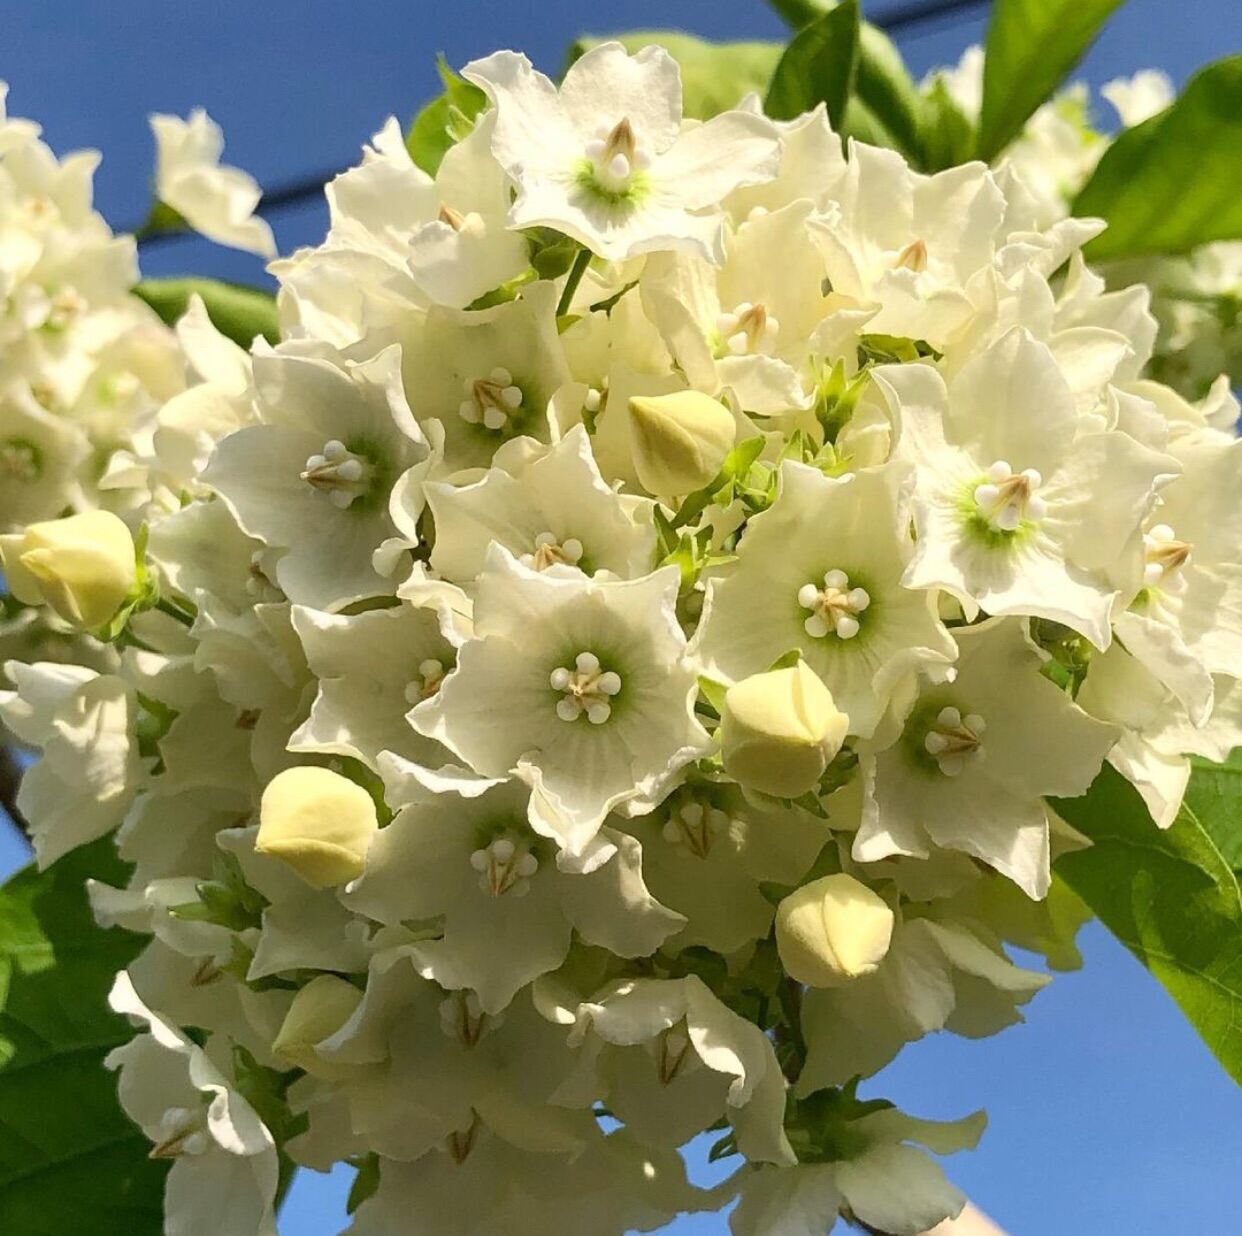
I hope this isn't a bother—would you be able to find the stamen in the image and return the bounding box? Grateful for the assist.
[522,531,585,572]
[405,658,447,705]
[468,835,539,896]
[658,1027,693,1085]
[714,302,780,356]
[973,460,1046,532]
[799,568,871,639]
[550,650,622,724]
[894,239,928,272]
[923,705,986,777]
[660,801,730,859]
[0,438,40,483]
[438,991,498,1047]
[150,1106,209,1159]
[1142,522,1192,587]
[458,367,523,431]
[301,438,371,509]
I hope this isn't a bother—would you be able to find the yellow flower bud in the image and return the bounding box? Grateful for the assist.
[776,873,894,988]
[719,662,848,798]
[271,975,363,1077]
[628,390,736,497]
[0,511,136,630]
[256,766,378,889]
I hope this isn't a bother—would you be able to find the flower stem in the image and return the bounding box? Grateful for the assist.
[556,247,593,317]
[155,596,195,627]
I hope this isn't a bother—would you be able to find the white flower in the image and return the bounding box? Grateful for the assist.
[396,280,569,474]
[424,424,656,583]
[151,109,276,257]
[344,777,682,1013]
[855,619,1117,897]
[1102,70,1175,128]
[808,144,1007,348]
[463,43,780,262]
[695,461,957,739]
[0,660,140,866]
[564,975,794,1164]
[203,344,430,609]
[731,1106,986,1236]
[107,973,279,1236]
[410,546,712,865]
[877,329,1178,648]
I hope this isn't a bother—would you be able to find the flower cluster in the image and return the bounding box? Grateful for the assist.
[2,44,1240,1236]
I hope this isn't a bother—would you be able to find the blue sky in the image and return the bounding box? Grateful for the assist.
[3,1,1240,1232]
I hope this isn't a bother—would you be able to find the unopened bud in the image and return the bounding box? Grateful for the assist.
[776,873,894,988]
[271,975,363,1077]
[719,662,848,798]
[0,511,136,630]
[256,766,378,889]
[628,390,736,497]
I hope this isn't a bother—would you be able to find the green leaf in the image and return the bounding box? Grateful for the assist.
[918,75,976,172]
[405,54,488,177]
[0,838,167,1235]
[133,278,278,347]
[569,34,782,121]
[841,23,925,165]
[764,0,861,129]
[977,0,1127,161]
[1053,765,1242,1084]
[765,0,828,27]
[1185,749,1242,875]
[1073,55,1242,261]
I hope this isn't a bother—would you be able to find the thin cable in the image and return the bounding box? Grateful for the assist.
[131,0,991,246]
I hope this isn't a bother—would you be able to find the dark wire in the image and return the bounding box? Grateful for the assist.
[131,0,991,245]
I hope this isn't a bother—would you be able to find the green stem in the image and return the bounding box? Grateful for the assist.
[154,596,195,627]
[556,247,593,317]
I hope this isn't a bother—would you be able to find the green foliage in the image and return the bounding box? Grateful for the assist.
[764,0,860,129]
[840,23,926,166]
[1053,763,1242,1085]
[918,75,976,172]
[405,54,487,177]
[1185,749,1242,876]
[977,0,1127,161]
[133,277,278,347]
[568,33,782,121]
[0,839,166,1235]
[1074,55,1242,260]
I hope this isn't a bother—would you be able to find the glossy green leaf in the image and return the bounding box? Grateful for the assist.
[0,838,166,1236]
[1074,55,1242,260]
[568,33,782,121]
[1053,764,1242,1084]
[133,277,278,347]
[764,0,861,128]
[918,74,976,172]
[842,23,925,165]
[1185,749,1242,875]
[977,0,1127,161]
[405,54,488,177]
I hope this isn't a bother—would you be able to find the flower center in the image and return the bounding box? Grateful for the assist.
[550,651,622,724]
[583,118,653,193]
[149,1106,209,1160]
[522,531,584,572]
[923,705,987,777]
[446,1112,482,1165]
[657,1025,693,1085]
[404,658,447,705]
[661,801,729,859]
[468,835,539,897]
[716,302,779,356]
[0,437,41,483]
[301,439,371,509]
[893,238,928,272]
[458,366,523,431]
[972,460,1047,533]
[798,569,871,639]
[438,991,498,1047]
[44,286,86,331]
[1143,523,1192,588]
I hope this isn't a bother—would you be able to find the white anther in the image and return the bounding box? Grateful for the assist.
[1142,522,1192,588]
[973,460,1045,533]
[552,651,622,724]
[924,705,986,777]
[460,372,524,430]
[470,835,539,896]
[584,388,602,413]
[663,800,729,858]
[523,532,585,572]
[301,439,370,508]
[717,301,778,356]
[800,569,871,640]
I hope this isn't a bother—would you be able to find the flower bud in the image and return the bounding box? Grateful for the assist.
[775,873,894,988]
[256,766,378,889]
[628,390,736,497]
[271,975,363,1077]
[0,511,136,630]
[719,662,848,798]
